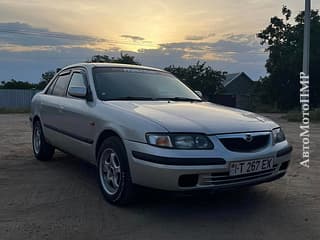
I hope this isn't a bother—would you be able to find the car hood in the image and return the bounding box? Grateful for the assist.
[104,101,278,134]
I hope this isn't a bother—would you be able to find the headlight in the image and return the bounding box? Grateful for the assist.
[146,133,213,149]
[272,128,286,144]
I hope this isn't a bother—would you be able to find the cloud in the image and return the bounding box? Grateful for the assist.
[184,33,215,41]
[185,35,207,41]
[135,33,267,78]
[159,34,263,61]
[0,27,267,83]
[121,34,145,41]
[0,22,106,47]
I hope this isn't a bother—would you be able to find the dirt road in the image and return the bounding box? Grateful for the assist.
[0,113,319,240]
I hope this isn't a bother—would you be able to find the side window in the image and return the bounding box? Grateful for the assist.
[46,79,56,95]
[52,74,71,96]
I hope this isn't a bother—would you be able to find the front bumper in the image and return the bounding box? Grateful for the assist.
[124,138,292,191]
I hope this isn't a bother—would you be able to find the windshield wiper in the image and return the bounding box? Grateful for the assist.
[155,97,202,102]
[106,96,156,100]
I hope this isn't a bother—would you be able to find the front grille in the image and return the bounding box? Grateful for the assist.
[219,133,270,152]
[198,165,277,186]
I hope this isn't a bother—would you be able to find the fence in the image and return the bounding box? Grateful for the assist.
[0,89,40,109]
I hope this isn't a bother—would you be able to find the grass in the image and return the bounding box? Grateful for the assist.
[0,108,30,114]
[283,108,320,122]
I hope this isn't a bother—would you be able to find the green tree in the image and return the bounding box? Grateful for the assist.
[41,71,55,82]
[0,79,37,89]
[88,53,140,65]
[165,61,225,101]
[257,6,320,110]
[38,70,56,89]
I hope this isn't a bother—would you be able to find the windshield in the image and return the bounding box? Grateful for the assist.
[92,67,201,101]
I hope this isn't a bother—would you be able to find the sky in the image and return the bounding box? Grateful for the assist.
[0,0,319,83]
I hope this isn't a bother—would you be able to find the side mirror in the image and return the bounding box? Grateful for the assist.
[68,86,87,98]
[195,90,203,98]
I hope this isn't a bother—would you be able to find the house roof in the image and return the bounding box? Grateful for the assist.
[223,72,252,87]
[223,73,241,86]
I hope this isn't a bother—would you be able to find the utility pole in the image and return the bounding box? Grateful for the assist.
[302,0,311,75]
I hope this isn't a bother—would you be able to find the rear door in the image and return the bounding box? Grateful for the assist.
[40,70,72,144]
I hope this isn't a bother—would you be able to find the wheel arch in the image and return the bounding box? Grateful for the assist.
[95,129,123,162]
[32,115,41,122]
[33,115,41,125]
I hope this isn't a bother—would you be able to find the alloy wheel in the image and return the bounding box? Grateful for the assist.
[99,148,122,195]
[33,124,41,154]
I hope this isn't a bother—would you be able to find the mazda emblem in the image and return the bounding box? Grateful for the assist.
[244,134,253,142]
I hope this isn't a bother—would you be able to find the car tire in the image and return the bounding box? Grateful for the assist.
[97,136,136,205]
[32,120,55,161]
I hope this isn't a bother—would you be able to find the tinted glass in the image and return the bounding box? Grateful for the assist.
[52,74,70,96]
[92,68,201,101]
[46,78,56,94]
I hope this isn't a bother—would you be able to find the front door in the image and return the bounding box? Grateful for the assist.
[58,69,96,161]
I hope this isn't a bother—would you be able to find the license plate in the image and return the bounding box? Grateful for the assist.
[229,158,274,176]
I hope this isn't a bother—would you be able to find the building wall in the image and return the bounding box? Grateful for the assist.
[223,74,253,109]
[0,89,39,109]
[235,94,251,110]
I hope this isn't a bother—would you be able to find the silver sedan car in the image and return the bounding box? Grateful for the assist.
[30,63,292,205]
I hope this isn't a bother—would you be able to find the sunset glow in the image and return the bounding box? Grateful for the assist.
[0,0,319,82]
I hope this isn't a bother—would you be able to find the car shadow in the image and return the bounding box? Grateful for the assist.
[51,151,279,213]
[41,151,319,240]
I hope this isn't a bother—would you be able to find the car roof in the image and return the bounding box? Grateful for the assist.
[60,62,167,73]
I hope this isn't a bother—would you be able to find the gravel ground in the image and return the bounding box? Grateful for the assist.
[0,113,319,240]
